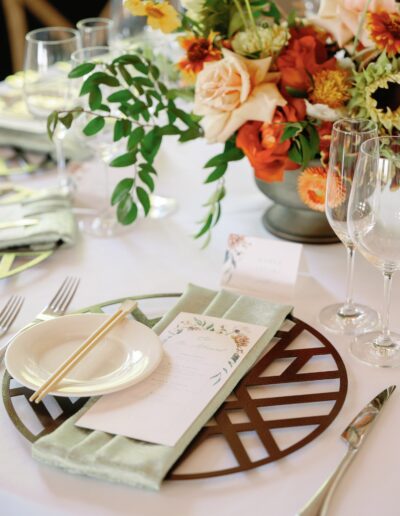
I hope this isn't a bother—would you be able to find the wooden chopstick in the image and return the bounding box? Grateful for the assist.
[29,300,137,404]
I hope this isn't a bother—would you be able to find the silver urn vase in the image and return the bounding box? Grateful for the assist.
[255,167,338,244]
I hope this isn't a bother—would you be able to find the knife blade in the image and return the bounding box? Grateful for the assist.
[298,386,396,516]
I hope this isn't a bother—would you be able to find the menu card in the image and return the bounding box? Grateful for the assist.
[221,234,303,300]
[77,312,267,446]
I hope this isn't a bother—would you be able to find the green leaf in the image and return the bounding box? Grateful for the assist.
[117,195,138,225]
[288,142,303,165]
[287,9,297,27]
[110,151,137,167]
[47,111,58,140]
[59,112,73,129]
[88,71,120,87]
[285,86,308,98]
[132,77,153,88]
[149,65,160,80]
[136,186,151,215]
[299,134,312,165]
[205,148,244,168]
[205,164,227,184]
[127,127,145,150]
[68,62,96,79]
[141,129,162,163]
[111,178,134,206]
[178,127,202,142]
[195,214,213,239]
[138,169,155,192]
[159,125,181,136]
[107,89,134,103]
[307,124,320,157]
[83,116,105,136]
[281,125,301,142]
[113,120,125,142]
[89,86,102,110]
[118,65,133,86]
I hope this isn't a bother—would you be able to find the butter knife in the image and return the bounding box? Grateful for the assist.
[298,385,396,516]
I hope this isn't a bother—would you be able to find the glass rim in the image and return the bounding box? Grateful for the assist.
[77,17,114,28]
[360,135,400,158]
[71,46,111,63]
[25,27,80,44]
[332,117,378,135]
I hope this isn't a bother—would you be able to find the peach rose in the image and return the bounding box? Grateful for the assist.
[312,0,398,47]
[194,50,286,143]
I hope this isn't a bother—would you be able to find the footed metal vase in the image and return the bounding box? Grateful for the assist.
[255,168,338,244]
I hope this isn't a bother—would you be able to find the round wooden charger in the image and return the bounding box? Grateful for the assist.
[2,293,348,480]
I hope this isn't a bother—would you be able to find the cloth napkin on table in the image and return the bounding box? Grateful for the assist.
[0,189,76,251]
[32,284,292,490]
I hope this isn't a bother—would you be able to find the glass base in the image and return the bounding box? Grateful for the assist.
[79,212,121,238]
[350,331,400,368]
[148,195,177,219]
[318,303,379,336]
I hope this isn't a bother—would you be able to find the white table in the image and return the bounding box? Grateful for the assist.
[1,138,399,516]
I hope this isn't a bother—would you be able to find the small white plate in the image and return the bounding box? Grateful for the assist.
[5,313,163,397]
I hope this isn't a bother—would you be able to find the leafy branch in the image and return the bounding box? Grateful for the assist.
[195,138,244,246]
[47,53,202,225]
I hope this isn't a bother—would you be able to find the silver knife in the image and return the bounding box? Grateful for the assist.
[298,386,396,516]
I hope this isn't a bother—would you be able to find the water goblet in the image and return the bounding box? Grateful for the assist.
[348,136,400,367]
[318,118,380,334]
[23,27,81,193]
[77,17,114,47]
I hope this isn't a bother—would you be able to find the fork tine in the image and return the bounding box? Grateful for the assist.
[0,296,16,326]
[47,277,71,309]
[58,277,80,314]
[1,296,24,331]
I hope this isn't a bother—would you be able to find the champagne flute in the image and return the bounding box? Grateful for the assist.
[348,136,400,367]
[23,27,81,192]
[318,118,379,334]
[77,17,114,47]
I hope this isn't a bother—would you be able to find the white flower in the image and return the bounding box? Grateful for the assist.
[305,100,345,121]
[181,0,204,19]
[232,25,289,58]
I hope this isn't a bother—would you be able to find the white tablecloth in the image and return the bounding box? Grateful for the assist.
[1,138,399,516]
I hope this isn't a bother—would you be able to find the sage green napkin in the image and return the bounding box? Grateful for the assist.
[32,284,292,490]
[0,189,76,251]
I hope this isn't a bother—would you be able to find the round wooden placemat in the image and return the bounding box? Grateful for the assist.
[2,293,348,480]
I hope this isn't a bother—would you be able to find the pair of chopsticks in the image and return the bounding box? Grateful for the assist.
[29,300,137,404]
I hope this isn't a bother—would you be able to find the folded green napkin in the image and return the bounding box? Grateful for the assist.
[0,189,77,251]
[32,284,292,490]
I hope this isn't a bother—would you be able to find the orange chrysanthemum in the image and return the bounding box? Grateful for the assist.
[298,166,346,212]
[310,69,351,108]
[298,167,328,212]
[178,33,222,83]
[368,10,400,56]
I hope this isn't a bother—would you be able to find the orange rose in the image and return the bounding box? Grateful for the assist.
[237,108,300,183]
[277,35,336,91]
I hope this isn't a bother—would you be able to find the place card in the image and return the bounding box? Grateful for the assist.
[221,234,303,300]
[76,312,267,446]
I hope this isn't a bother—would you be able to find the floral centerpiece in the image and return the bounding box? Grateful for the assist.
[50,0,400,243]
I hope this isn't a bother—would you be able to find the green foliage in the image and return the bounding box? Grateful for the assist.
[195,138,244,245]
[282,122,320,168]
[48,52,203,227]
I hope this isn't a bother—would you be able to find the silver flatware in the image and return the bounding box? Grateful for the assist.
[35,276,80,322]
[298,386,396,516]
[0,219,38,230]
[0,295,24,337]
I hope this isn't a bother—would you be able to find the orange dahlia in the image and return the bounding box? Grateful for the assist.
[178,33,222,83]
[368,10,400,56]
[298,167,328,212]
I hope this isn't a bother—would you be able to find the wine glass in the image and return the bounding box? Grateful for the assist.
[318,118,380,334]
[348,136,400,367]
[71,46,122,238]
[23,27,81,192]
[77,17,114,47]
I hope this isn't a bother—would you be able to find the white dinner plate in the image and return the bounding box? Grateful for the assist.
[5,313,163,397]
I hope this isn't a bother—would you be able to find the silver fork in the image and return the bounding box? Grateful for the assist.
[35,276,80,322]
[0,296,24,337]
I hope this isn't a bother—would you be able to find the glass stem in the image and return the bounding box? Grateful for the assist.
[339,246,358,317]
[54,132,68,191]
[377,272,393,347]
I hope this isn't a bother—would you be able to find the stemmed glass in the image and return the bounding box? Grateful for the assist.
[77,17,114,47]
[71,46,122,238]
[23,27,81,192]
[348,136,400,367]
[319,118,380,334]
